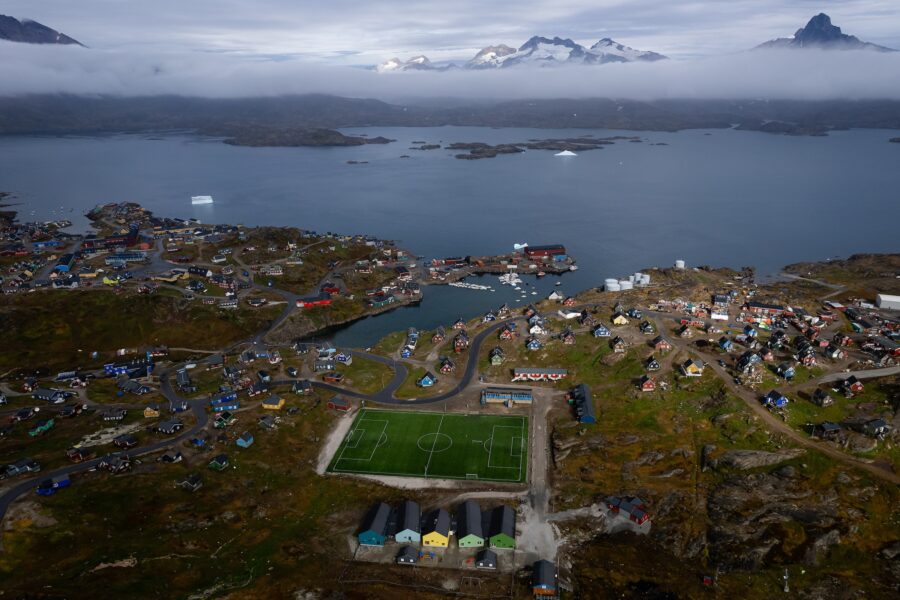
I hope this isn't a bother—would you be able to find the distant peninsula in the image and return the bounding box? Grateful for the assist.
[223,127,393,148]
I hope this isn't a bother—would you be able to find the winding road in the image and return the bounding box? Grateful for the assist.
[0,311,517,521]
[2,275,898,525]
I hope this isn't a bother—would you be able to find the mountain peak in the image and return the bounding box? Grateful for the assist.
[0,14,83,46]
[377,34,667,72]
[756,13,895,52]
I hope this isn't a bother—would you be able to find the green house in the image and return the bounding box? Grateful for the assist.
[486,505,516,549]
[208,454,230,471]
[28,418,55,437]
[214,412,236,429]
[456,500,485,548]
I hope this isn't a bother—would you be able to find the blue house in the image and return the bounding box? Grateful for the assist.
[592,324,610,337]
[417,371,437,387]
[336,352,353,365]
[236,432,254,448]
[210,391,240,412]
[776,363,796,380]
[763,390,789,408]
[570,384,596,424]
[718,337,733,351]
[526,337,543,351]
[358,502,391,546]
[743,325,758,338]
[400,348,412,359]
[395,500,421,543]
[532,560,558,596]
[36,475,71,496]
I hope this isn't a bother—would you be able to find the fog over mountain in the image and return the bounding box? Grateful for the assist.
[2,40,900,101]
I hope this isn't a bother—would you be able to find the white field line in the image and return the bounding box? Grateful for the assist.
[487,425,522,469]
[345,428,365,449]
[335,419,388,463]
[423,413,446,477]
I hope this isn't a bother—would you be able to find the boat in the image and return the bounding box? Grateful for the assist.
[191,195,214,205]
[569,265,579,271]
[537,271,546,277]
[555,281,562,286]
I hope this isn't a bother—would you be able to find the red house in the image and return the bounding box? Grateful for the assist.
[296,293,333,309]
[327,396,351,411]
[746,301,786,316]
[606,496,651,525]
[524,244,566,259]
[639,375,656,392]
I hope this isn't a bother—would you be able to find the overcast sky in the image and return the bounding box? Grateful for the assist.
[4,0,899,61]
[2,1,899,100]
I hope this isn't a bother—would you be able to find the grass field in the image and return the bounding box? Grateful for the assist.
[328,409,528,483]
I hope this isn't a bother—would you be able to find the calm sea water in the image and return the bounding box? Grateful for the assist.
[2,127,898,346]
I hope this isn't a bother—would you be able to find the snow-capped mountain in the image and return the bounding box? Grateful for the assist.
[466,44,517,69]
[755,13,896,52]
[377,35,666,72]
[589,38,667,62]
[375,55,457,72]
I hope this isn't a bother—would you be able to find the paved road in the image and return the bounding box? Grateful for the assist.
[4,270,896,524]
[0,315,514,520]
[818,366,900,383]
[652,317,900,485]
[0,368,209,521]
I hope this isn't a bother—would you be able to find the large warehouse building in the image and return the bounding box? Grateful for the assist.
[876,294,900,310]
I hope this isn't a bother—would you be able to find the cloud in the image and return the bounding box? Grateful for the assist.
[1,42,900,101]
[3,0,899,60]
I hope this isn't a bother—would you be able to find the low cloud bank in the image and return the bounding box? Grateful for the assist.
[2,42,899,100]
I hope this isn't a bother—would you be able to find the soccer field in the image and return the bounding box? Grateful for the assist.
[328,409,529,483]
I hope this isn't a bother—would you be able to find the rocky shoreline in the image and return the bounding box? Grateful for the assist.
[449,135,639,159]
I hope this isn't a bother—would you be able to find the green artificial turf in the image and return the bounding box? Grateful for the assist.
[328,409,528,483]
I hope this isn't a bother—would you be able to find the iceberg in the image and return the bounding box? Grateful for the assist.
[554,150,577,157]
[191,195,214,205]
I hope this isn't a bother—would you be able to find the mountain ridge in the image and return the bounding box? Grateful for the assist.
[377,34,667,72]
[0,14,83,46]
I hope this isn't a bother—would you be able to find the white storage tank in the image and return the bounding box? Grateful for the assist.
[634,272,643,281]
[675,259,686,270]
[606,282,621,292]
[628,275,635,283]
[605,278,618,287]
[640,274,651,285]
[619,280,634,290]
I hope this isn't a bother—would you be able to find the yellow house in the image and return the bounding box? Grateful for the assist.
[611,313,629,326]
[102,276,119,286]
[143,404,161,418]
[262,395,285,411]
[681,359,705,377]
[422,509,451,548]
[79,270,99,279]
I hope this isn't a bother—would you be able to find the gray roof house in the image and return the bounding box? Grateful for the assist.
[395,500,421,543]
[456,500,485,547]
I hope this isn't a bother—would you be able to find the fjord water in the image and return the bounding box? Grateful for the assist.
[2,127,898,346]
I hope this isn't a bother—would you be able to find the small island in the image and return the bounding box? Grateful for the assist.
[223,127,393,147]
[448,136,639,159]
